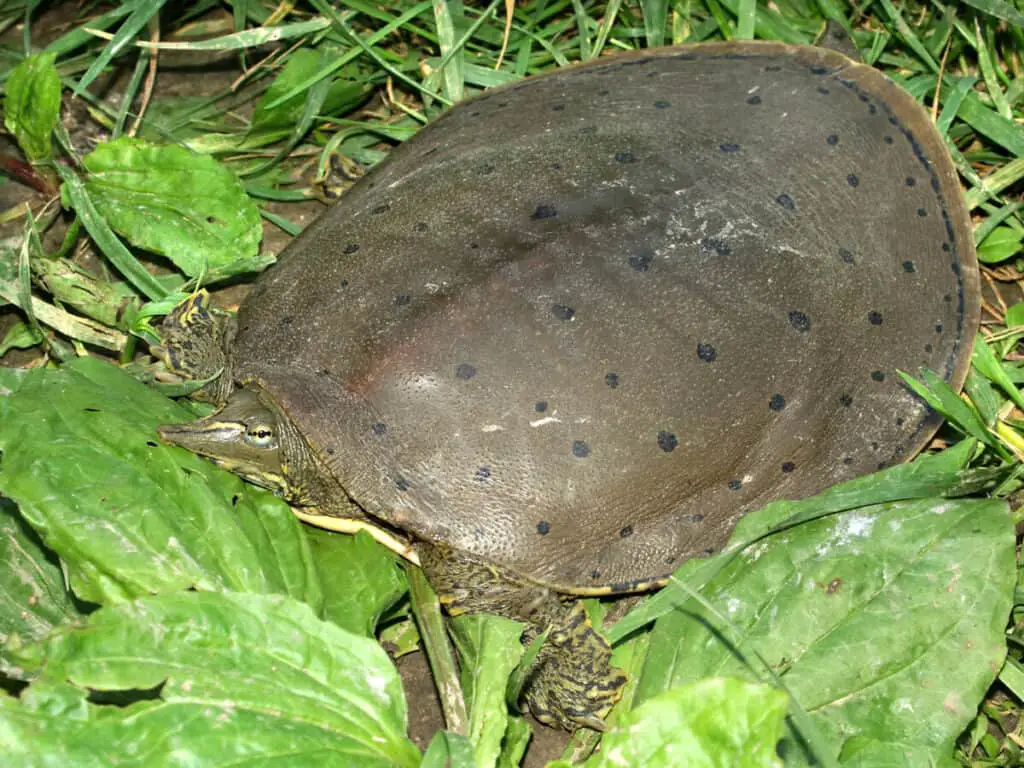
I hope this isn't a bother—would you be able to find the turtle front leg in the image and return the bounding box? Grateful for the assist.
[417,543,626,730]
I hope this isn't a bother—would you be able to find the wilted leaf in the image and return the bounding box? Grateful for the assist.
[80,137,268,281]
[0,357,322,608]
[3,53,61,163]
[2,591,420,767]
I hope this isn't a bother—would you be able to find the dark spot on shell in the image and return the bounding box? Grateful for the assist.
[903,260,916,273]
[719,142,740,153]
[664,555,676,565]
[620,525,633,538]
[839,248,855,264]
[551,304,575,321]
[317,368,331,376]
[943,294,952,302]
[884,136,894,144]
[842,456,854,465]
[746,94,762,105]
[847,174,859,187]
[817,86,830,95]
[572,440,590,458]
[550,163,561,170]
[826,134,839,146]
[537,520,550,535]
[456,363,477,380]
[535,401,548,412]
[470,243,479,249]
[896,417,905,426]
[788,311,811,333]
[629,253,652,272]
[871,441,879,451]
[343,243,360,254]
[839,393,853,407]
[906,177,916,187]
[371,423,388,436]
[615,151,637,163]
[809,64,829,75]
[657,431,678,452]
[781,461,796,473]
[477,162,495,175]
[769,394,786,411]
[605,373,620,389]
[475,466,491,482]
[590,570,601,579]
[765,64,782,71]
[728,479,742,490]
[413,221,428,233]
[701,237,731,256]
[942,242,951,252]
[552,103,565,111]
[704,548,716,556]
[532,203,557,220]
[654,100,670,109]
[871,370,886,382]
[697,342,717,362]
[393,294,410,306]
[280,316,293,326]
[395,477,410,491]
[776,194,796,211]
[935,324,943,333]
[868,311,883,325]
[917,208,927,217]
[925,343,933,353]
[371,203,390,215]
[326,447,336,456]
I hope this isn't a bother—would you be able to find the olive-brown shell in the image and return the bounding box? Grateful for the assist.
[233,41,979,593]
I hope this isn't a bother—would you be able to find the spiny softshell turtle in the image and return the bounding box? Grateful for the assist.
[156,40,980,730]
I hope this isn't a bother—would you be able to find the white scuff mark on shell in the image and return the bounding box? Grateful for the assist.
[531,416,562,427]
[481,424,504,432]
[574,416,590,424]
[747,85,761,94]
[424,282,441,293]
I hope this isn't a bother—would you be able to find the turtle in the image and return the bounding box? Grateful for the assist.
[155,40,980,731]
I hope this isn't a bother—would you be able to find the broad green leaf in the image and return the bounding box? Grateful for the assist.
[636,497,1014,763]
[449,614,525,768]
[0,500,81,665]
[549,678,787,768]
[0,357,322,608]
[3,53,61,163]
[2,591,420,767]
[305,527,407,636]
[977,225,1022,264]
[421,730,476,768]
[81,137,268,281]
[250,49,372,135]
[1006,301,1024,330]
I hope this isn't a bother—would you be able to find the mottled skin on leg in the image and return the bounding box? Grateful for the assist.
[417,542,626,731]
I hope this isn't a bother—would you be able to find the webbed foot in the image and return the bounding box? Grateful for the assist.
[521,600,626,731]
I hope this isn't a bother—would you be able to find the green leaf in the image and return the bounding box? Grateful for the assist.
[449,614,525,768]
[551,678,787,768]
[1005,301,1024,329]
[80,137,268,281]
[0,500,82,666]
[0,357,322,607]
[421,730,476,768]
[977,225,1022,264]
[635,497,1014,763]
[3,53,62,163]
[0,322,43,357]
[306,527,407,636]
[2,591,420,767]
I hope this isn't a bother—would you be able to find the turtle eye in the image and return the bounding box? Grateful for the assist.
[245,425,276,449]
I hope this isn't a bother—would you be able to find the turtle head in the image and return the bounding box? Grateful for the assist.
[158,388,287,496]
[152,290,236,404]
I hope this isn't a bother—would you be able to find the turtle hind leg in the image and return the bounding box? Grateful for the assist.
[417,543,626,731]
